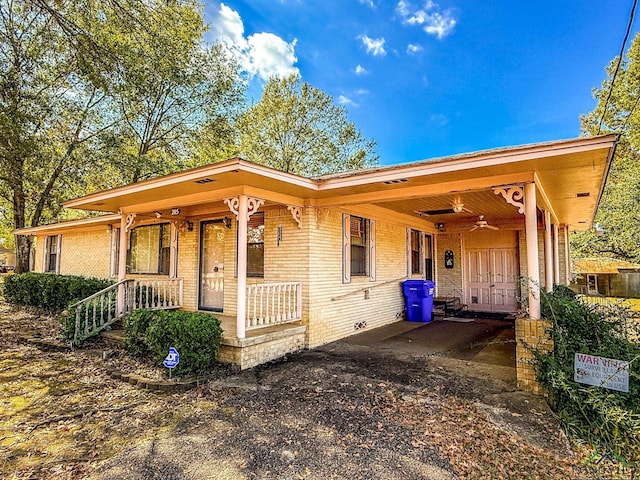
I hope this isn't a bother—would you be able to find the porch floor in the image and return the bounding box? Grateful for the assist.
[216,314,306,345]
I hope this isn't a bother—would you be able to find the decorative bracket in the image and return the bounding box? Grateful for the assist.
[493,185,525,214]
[124,213,138,232]
[224,196,265,219]
[287,206,302,229]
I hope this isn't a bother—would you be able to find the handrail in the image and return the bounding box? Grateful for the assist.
[68,279,128,309]
[331,276,408,301]
[437,274,466,301]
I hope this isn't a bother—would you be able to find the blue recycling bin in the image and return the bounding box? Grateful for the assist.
[402,280,435,323]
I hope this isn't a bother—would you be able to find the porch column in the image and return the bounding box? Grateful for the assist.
[524,183,541,319]
[236,195,248,339]
[564,225,571,284]
[553,224,560,285]
[544,210,553,293]
[117,213,128,314]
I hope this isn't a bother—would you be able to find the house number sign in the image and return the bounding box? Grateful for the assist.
[444,250,454,269]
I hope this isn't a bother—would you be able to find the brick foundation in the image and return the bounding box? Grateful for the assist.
[515,318,553,394]
[218,326,307,370]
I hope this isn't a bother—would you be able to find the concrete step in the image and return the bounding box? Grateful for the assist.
[101,329,125,347]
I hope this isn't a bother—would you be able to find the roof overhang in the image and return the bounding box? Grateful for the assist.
[25,134,616,235]
[14,214,120,236]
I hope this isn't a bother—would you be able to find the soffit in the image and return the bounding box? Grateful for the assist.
[60,136,616,233]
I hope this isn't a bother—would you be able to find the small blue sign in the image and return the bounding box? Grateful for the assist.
[163,347,179,369]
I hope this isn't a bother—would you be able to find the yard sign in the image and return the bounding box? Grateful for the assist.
[574,353,629,393]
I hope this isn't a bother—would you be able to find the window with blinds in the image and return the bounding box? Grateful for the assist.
[127,223,171,274]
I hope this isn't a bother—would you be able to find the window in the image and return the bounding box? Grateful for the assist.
[342,214,376,283]
[44,235,61,273]
[127,224,170,274]
[351,216,368,276]
[410,229,423,274]
[110,227,120,277]
[247,212,264,277]
[424,234,434,281]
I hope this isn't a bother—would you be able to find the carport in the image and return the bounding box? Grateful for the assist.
[343,315,516,369]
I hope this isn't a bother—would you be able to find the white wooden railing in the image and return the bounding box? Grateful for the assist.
[70,278,183,345]
[133,278,183,310]
[71,279,134,345]
[246,282,302,330]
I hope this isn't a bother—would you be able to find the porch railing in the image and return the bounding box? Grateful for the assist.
[70,278,183,345]
[133,278,183,310]
[246,282,302,330]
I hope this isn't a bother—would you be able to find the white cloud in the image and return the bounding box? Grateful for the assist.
[358,0,376,7]
[396,1,456,40]
[429,113,448,126]
[407,43,423,54]
[360,35,386,56]
[338,95,355,105]
[207,2,298,80]
[356,88,369,95]
[355,64,368,75]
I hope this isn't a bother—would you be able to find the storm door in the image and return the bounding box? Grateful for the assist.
[199,220,226,311]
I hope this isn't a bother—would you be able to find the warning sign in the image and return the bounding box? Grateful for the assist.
[574,353,629,393]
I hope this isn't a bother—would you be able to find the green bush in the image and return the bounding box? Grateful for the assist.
[124,309,222,376]
[3,272,112,313]
[536,285,640,460]
[123,309,156,356]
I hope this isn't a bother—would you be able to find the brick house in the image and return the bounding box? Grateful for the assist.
[14,135,617,388]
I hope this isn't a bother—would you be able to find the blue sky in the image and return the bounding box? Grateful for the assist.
[203,1,637,165]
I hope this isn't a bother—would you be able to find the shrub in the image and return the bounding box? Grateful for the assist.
[123,309,156,356]
[3,272,112,313]
[124,309,222,376]
[536,286,640,460]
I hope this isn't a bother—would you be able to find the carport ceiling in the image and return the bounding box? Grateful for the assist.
[378,190,523,227]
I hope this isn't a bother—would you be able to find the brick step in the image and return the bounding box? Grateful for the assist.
[433,296,466,316]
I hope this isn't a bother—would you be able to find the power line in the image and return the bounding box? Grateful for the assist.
[597,0,638,135]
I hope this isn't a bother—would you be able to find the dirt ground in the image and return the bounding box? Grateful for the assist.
[0,303,586,479]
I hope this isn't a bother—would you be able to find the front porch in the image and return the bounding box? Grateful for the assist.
[72,276,306,369]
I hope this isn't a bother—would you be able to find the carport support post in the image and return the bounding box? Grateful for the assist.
[544,210,553,293]
[524,183,541,319]
[553,224,560,285]
[236,195,248,340]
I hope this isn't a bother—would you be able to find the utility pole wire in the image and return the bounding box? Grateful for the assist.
[597,0,638,135]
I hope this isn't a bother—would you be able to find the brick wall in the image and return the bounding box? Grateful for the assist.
[515,318,553,393]
[435,233,464,299]
[306,206,431,348]
[59,229,113,279]
[218,326,306,369]
[34,228,114,279]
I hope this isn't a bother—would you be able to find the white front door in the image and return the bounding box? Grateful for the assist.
[466,248,518,313]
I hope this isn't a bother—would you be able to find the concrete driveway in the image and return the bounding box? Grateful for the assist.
[343,316,516,368]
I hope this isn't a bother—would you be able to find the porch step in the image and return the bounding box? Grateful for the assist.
[101,329,125,347]
[433,296,466,317]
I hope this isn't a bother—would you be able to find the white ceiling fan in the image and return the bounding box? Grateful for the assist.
[465,215,499,232]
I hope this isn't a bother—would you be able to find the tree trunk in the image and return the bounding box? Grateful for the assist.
[12,173,31,273]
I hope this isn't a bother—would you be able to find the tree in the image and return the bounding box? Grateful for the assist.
[576,32,640,262]
[94,2,244,184]
[0,1,112,272]
[236,75,378,176]
[0,0,243,271]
